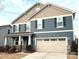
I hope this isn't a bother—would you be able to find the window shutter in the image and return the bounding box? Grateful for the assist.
[63,17,66,26]
[42,19,45,28]
[54,18,57,27]
[35,20,37,28]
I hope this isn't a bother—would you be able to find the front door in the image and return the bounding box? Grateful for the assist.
[22,36,28,51]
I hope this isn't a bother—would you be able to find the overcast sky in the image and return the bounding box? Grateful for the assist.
[0,0,78,37]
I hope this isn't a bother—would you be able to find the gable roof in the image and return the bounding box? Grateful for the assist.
[11,3,42,24]
[11,3,75,24]
[0,25,11,30]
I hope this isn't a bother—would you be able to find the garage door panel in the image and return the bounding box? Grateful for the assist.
[36,38,67,53]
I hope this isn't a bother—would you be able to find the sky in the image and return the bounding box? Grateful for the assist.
[0,0,78,37]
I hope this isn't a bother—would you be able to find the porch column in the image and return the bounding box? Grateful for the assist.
[18,36,21,45]
[4,37,7,45]
[28,35,31,45]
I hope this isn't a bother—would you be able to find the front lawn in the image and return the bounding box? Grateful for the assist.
[0,52,30,59]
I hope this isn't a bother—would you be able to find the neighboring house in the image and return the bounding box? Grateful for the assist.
[4,3,75,53]
[0,25,12,46]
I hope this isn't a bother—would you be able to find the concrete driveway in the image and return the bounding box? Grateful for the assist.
[21,52,67,59]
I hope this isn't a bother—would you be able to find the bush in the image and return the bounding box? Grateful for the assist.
[26,45,35,52]
[71,40,78,52]
[0,45,17,53]
[8,46,16,53]
[4,45,11,52]
[0,46,5,52]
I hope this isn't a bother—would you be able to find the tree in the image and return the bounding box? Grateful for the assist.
[0,0,4,11]
[71,40,78,52]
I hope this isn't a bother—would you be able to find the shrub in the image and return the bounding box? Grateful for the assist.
[4,45,11,52]
[8,46,16,53]
[71,40,78,52]
[0,45,17,53]
[0,46,5,52]
[26,45,35,52]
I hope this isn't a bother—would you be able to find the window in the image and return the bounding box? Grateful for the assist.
[36,8,40,12]
[51,39,57,41]
[58,38,65,41]
[13,25,17,33]
[37,20,43,29]
[27,23,30,31]
[44,39,49,41]
[57,17,63,28]
[37,39,43,41]
[19,24,26,32]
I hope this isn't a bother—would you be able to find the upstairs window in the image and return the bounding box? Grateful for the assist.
[13,25,17,33]
[35,19,44,29]
[37,20,43,29]
[19,24,26,32]
[57,17,63,28]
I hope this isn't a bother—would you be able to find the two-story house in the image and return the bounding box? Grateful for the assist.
[4,3,75,53]
[0,25,12,46]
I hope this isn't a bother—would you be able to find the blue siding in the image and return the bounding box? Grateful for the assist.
[31,16,73,32]
[31,16,73,46]
[0,26,12,46]
[33,31,73,45]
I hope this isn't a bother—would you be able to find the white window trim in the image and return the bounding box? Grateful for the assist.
[26,23,31,32]
[37,19,43,29]
[16,24,19,32]
[12,22,31,33]
[56,16,64,28]
[34,30,73,34]
[31,14,72,21]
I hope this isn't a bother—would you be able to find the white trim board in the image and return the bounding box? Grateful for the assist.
[31,14,72,21]
[34,30,73,34]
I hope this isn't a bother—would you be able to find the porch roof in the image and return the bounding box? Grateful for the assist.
[4,32,33,37]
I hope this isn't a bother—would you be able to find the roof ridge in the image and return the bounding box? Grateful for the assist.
[11,3,42,24]
[46,2,75,13]
[27,3,74,20]
[11,2,75,24]
[28,4,48,20]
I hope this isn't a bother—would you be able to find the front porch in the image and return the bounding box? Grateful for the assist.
[4,32,33,51]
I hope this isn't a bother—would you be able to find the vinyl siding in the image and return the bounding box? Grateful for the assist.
[13,4,44,24]
[0,26,12,46]
[31,16,73,32]
[33,31,73,45]
[32,5,72,19]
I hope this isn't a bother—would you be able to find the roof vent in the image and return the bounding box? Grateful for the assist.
[36,8,40,12]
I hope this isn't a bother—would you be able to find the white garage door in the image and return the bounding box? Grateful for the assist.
[36,38,67,53]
